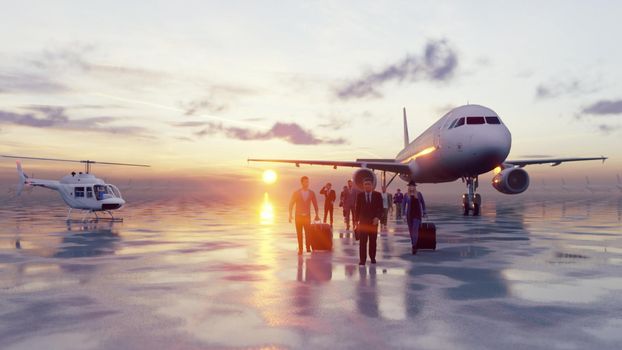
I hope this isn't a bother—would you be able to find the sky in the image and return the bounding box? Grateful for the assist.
[1,1,621,199]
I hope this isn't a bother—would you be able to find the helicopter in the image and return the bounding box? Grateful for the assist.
[2,155,149,221]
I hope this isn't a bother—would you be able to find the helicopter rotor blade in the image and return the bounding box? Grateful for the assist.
[2,155,83,164]
[2,155,150,168]
[88,161,150,167]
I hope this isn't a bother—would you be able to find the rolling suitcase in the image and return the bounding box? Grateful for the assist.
[417,222,436,250]
[310,223,333,251]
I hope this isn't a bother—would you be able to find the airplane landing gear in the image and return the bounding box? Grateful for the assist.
[462,177,481,216]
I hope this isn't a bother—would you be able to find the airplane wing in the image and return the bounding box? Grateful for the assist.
[504,156,607,168]
[247,158,411,174]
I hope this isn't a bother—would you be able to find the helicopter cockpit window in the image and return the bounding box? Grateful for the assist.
[106,185,121,198]
[94,185,109,200]
[86,187,93,198]
[75,187,85,198]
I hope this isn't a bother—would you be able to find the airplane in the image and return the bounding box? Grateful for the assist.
[249,104,607,216]
[1,155,149,221]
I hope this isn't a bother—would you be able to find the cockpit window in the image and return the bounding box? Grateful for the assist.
[94,185,109,200]
[485,116,501,124]
[467,116,485,124]
[454,117,465,128]
[448,119,458,129]
[107,185,121,198]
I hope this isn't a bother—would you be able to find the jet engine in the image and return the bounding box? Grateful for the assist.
[492,167,529,194]
[353,168,377,190]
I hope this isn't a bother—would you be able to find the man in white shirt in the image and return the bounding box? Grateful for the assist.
[289,176,320,255]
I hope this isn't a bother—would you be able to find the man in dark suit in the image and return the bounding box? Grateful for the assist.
[319,182,336,227]
[354,178,383,265]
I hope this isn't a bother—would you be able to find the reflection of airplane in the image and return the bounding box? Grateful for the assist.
[561,178,572,192]
[585,176,609,194]
[2,155,149,220]
[250,105,606,215]
[540,179,548,192]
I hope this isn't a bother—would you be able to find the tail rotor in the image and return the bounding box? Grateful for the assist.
[16,161,29,196]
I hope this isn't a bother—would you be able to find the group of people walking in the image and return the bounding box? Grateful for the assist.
[288,176,426,265]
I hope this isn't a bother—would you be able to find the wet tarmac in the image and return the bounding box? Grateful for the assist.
[1,194,621,349]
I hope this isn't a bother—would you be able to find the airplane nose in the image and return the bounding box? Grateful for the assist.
[468,126,511,172]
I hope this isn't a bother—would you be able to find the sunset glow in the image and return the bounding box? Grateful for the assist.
[259,192,274,224]
[262,170,278,184]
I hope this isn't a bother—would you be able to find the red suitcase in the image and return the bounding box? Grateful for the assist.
[417,222,437,250]
[310,223,333,251]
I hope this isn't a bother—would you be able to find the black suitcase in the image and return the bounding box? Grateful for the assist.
[310,223,333,251]
[417,222,436,250]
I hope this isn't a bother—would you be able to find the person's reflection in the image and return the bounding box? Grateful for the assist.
[294,254,333,317]
[296,253,333,283]
[305,254,332,283]
[356,266,379,318]
[380,231,392,260]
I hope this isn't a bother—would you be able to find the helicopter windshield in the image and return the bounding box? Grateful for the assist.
[94,184,120,200]
[107,185,122,198]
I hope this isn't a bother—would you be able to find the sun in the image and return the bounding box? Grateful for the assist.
[262,169,278,184]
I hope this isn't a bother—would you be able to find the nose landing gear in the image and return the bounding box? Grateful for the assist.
[462,177,481,216]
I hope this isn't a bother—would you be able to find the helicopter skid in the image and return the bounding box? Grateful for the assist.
[66,209,123,223]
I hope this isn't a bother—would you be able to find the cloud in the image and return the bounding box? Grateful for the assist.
[0,106,148,136]
[597,124,620,134]
[181,98,227,115]
[317,116,351,130]
[582,99,622,115]
[180,86,257,116]
[195,122,346,145]
[535,79,597,100]
[0,73,68,94]
[173,121,208,127]
[335,39,458,100]
[27,44,167,83]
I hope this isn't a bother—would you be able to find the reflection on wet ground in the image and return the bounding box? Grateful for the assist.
[1,194,621,349]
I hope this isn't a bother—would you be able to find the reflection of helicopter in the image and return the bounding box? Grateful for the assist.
[2,155,149,221]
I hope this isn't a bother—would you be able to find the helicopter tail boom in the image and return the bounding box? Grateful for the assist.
[16,161,27,196]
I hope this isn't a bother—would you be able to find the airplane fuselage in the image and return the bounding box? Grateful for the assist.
[396,104,511,183]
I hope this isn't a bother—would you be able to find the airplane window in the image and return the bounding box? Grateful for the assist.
[75,187,85,198]
[86,187,93,198]
[448,119,458,129]
[485,116,501,124]
[454,117,465,128]
[467,116,485,124]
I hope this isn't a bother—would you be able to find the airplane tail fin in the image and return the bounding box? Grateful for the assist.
[16,161,28,196]
[403,107,409,148]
